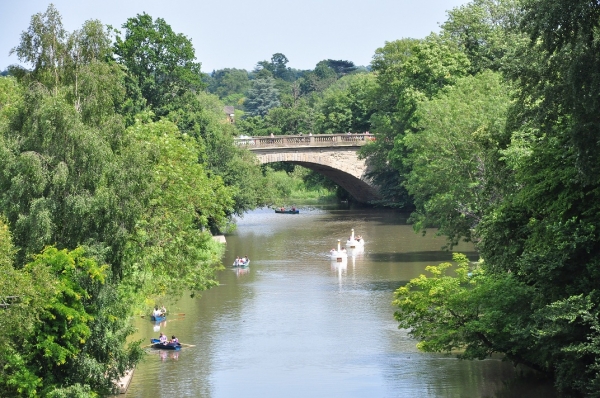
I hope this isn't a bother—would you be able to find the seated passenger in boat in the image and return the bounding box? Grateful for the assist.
[159,332,167,344]
[170,335,179,344]
[153,307,163,317]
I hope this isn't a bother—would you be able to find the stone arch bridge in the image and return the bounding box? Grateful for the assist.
[235,134,381,204]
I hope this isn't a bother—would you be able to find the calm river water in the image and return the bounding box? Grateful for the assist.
[125,207,559,398]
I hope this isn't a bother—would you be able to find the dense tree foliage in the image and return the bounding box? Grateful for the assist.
[5,0,600,395]
[403,71,511,245]
[0,5,263,396]
[318,73,376,134]
[441,0,525,73]
[390,0,600,396]
[244,77,280,117]
[206,68,250,106]
[113,13,204,118]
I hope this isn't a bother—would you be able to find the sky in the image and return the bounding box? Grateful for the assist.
[1,0,469,73]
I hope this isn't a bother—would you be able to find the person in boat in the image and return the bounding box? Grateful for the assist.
[153,307,163,317]
[243,255,249,265]
[291,206,296,211]
[159,332,168,345]
[170,335,179,344]
[160,305,167,315]
[280,207,285,211]
[234,256,240,266]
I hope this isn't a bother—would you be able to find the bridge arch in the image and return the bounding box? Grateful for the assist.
[240,134,381,204]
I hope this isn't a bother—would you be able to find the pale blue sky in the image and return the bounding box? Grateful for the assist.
[1,0,469,73]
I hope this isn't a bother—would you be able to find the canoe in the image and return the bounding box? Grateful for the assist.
[274,209,299,214]
[150,338,181,350]
[150,315,166,322]
[233,260,250,267]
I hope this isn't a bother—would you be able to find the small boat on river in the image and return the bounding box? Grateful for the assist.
[150,338,181,350]
[233,257,250,267]
[329,239,347,263]
[274,208,299,214]
[150,314,166,322]
[346,228,365,251]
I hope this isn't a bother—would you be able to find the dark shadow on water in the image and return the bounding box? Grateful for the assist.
[361,280,410,292]
[490,369,563,398]
[312,207,412,225]
[367,251,480,263]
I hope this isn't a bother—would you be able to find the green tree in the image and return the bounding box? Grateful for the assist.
[325,59,357,77]
[317,73,376,134]
[208,68,250,100]
[0,218,56,397]
[299,60,338,95]
[270,53,294,81]
[441,0,526,73]
[9,4,67,91]
[0,230,142,397]
[253,53,294,82]
[122,117,233,295]
[244,77,280,117]
[515,0,600,181]
[403,71,511,246]
[263,96,319,135]
[0,5,241,395]
[362,35,470,207]
[113,13,204,118]
[0,76,23,130]
[165,91,269,218]
[393,254,547,373]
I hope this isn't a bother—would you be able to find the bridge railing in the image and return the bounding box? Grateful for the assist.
[235,133,375,148]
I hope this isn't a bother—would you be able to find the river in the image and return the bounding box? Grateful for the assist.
[124,207,559,398]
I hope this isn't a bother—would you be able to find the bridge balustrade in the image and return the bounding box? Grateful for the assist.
[235,133,374,148]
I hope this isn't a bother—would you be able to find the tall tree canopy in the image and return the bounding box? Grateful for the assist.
[403,71,511,245]
[244,77,280,117]
[392,1,600,395]
[114,13,204,117]
[0,6,237,395]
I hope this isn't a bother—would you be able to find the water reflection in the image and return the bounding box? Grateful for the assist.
[156,350,179,362]
[152,320,166,333]
[233,266,250,277]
